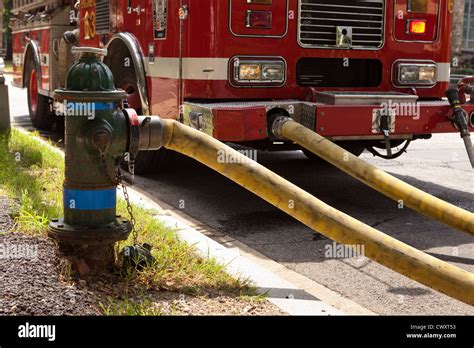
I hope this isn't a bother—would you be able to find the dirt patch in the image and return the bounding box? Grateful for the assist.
[88,274,285,316]
[0,198,284,316]
[156,294,282,316]
[0,232,101,315]
[150,292,285,316]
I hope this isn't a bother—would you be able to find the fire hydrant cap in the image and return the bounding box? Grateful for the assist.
[67,54,116,92]
[54,51,127,102]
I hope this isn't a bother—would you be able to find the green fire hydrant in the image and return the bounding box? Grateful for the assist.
[49,47,164,272]
[49,47,132,270]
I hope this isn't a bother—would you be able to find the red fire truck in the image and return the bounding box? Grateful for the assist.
[10,0,474,171]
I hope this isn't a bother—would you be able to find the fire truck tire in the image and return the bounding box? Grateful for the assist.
[121,148,177,175]
[26,60,54,130]
[303,142,364,161]
[128,149,170,175]
[113,61,172,174]
[113,65,142,113]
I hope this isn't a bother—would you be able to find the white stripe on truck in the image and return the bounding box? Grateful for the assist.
[437,63,451,83]
[144,57,452,84]
[145,57,229,80]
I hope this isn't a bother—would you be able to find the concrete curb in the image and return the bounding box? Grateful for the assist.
[124,184,375,316]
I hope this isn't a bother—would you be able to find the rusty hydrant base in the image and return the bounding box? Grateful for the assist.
[49,218,132,246]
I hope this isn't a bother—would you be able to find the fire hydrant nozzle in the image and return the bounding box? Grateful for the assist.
[123,109,166,159]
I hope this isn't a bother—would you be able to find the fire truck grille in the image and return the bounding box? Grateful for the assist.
[95,0,110,35]
[296,58,382,87]
[298,0,385,49]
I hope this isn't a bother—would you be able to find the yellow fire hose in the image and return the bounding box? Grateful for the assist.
[157,119,473,305]
[271,117,474,236]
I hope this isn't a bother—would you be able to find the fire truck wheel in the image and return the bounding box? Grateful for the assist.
[303,142,365,161]
[338,142,365,157]
[121,149,172,175]
[113,64,173,174]
[110,54,173,174]
[114,67,142,113]
[131,151,157,175]
[26,60,55,130]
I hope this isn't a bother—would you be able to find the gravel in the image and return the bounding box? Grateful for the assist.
[0,233,101,316]
[0,196,13,233]
[94,278,285,316]
[150,292,285,316]
[0,196,284,316]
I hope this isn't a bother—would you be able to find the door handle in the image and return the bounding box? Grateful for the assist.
[127,1,145,15]
[52,39,59,59]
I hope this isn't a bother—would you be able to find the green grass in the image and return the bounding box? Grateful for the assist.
[0,129,256,315]
[0,130,63,234]
[99,297,167,316]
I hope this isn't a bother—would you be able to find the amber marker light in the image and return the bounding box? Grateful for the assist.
[408,19,427,34]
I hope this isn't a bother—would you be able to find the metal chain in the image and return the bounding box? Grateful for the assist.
[99,149,138,245]
[119,171,138,245]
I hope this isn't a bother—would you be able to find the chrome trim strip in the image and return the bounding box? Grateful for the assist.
[106,33,150,115]
[22,40,42,90]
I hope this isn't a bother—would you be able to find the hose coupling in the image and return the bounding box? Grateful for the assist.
[271,116,292,141]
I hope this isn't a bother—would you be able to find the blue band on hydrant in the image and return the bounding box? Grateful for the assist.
[93,102,116,111]
[64,188,116,210]
[65,102,116,115]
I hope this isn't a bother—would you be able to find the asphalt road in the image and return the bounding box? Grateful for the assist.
[6,77,474,315]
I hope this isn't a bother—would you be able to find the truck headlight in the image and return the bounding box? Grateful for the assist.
[262,64,285,81]
[231,58,286,87]
[418,66,437,82]
[395,63,437,86]
[239,64,262,80]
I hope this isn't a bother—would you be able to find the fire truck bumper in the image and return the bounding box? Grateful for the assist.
[183,100,474,143]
